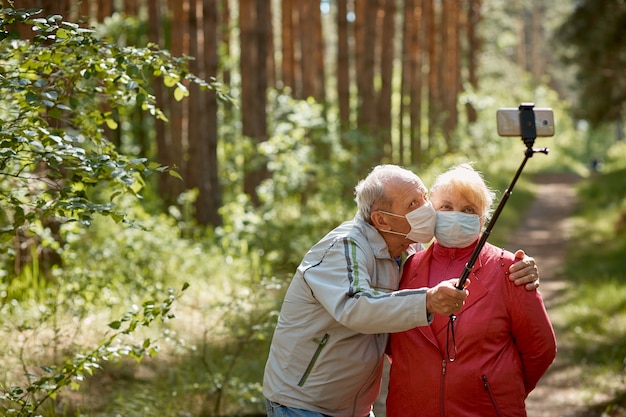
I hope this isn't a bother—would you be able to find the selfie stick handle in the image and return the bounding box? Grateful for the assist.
[454,103,548,291]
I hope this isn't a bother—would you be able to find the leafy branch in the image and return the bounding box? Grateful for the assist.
[0,282,189,417]
[0,7,228,236]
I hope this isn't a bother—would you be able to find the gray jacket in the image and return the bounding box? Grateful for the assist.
[263,215,430,416]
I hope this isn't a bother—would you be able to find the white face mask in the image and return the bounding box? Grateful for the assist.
[435,211,481,248]
[378,201,437,243]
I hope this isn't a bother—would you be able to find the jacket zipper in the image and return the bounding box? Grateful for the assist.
[482,375,503,417]
[440,359,447,417]
[298,333,330,386]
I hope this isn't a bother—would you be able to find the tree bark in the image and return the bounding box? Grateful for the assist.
[378,0,396,160]
[186,0,204,218]
[266,2,276,89]
[96,0,113,22]
[124,0,139,16]
[240,0,268,205]
[466,0,481,124]
[355,0,378,136]
[148,0,174,206]
[401,0,424,166]
[298,0,317,99]
[166,0,188,199]
[78,0,91,21]
[440,0,460,149]
[425,0,440,146]
[201,0,222,226]
[336,0,351,131]
[220,0,231,87]
[400,0,412,164]
[531,0,545,80]
[281,0,296,93]
[312,0,326,104]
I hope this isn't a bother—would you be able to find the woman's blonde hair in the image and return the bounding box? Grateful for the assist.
[430,163,495,218]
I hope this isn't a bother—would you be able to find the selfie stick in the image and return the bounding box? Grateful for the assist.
[454,103,549,291]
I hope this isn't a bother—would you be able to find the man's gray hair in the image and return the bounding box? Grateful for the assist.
[354,164,426,223]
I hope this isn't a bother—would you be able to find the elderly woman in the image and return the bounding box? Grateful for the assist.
[386,164,557,417]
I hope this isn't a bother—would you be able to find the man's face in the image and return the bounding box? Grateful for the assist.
[372,180,430,257]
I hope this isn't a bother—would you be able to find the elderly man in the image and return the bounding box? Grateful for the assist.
[263,165,539,417]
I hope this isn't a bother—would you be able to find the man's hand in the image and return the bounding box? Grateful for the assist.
[509,249,539,291]
[426,279,469,316]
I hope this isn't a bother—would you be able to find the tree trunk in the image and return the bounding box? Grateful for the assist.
[78,0,91,21]
[281,0,296,92]
[297,0,325,102]
[531,0,545,80]
[124,0,139,16]
[425,0,440,147]
[96,0,113,22]
[400,0,413,164]
[40,0,68,16]
[401,0,424,167]
[266,2,276,89]
[220,0,231,87]
[466,0,481,124]
[355,0,378,136]
[298,0,316,99]
[166,0,188,200]
[148,0,174,206]
[313,0,326,105]
[378,0,396,161]
[336,0,351,131]
[184,0,222,226]
[240,0,268,205]
[187,0,204,218]
[440,0,460,149]
[201,0,222,226]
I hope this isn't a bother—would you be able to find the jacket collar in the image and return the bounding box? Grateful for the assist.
[432,238,480,261]
[354,214,392,259]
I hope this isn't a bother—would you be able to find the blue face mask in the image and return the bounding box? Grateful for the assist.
[435,211,481,248]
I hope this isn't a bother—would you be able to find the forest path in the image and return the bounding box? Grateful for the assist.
[510,173,589,417]
[374,172,594,417]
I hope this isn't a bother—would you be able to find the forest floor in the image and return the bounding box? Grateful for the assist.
[512,173,589,417]
[374,172,616,417]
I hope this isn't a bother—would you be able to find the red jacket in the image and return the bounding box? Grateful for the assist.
[386,241,557,417]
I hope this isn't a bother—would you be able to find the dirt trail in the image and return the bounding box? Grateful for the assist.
[510,173,586,417]
[373,173,588,417]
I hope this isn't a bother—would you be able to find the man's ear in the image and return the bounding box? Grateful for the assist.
[371,211,391,230]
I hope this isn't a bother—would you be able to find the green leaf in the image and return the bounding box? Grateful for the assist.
[163,75,178,87]
[105,118,118,130]
[56,28,69,39]
[108,321,121,330]
[173,85,188,101]
[25,92,38,103]
[48,106,62,119]
[168,169,183,180]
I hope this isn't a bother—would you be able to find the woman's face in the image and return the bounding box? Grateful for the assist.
[430,187,485,228]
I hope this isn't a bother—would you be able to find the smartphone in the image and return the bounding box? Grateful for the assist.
[496,108,555,137]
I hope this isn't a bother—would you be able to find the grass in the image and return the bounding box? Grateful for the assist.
[552,167,626,415]
[2,161,625,416]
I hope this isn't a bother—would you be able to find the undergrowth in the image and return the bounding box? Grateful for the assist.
[558,148,626,415]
